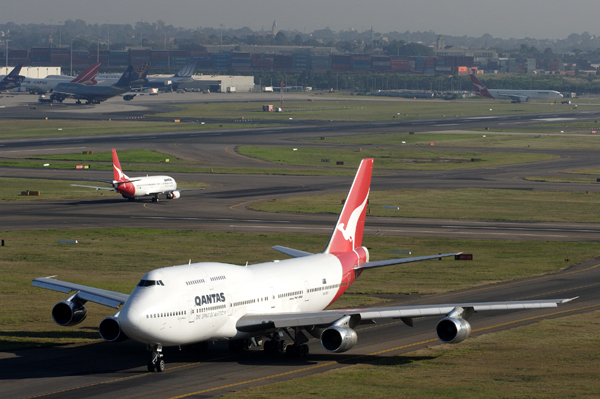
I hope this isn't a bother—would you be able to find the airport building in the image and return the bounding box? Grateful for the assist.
[172,75,255,93]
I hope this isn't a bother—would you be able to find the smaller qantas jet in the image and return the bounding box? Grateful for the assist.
[72,149,204,202]
[470,74,563,103]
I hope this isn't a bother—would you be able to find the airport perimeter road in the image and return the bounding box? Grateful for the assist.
[2,255,598,399]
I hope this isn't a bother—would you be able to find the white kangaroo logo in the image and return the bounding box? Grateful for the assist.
[336,190,369,243]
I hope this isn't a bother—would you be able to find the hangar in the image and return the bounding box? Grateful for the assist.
[176,75,255,93]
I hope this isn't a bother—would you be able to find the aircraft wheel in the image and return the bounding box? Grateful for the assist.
[156,359,165,372]
[147,360,156,372]
[301,344,309,356]
[277,340,287,353]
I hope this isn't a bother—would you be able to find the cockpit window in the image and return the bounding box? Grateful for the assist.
[138,280,165,287]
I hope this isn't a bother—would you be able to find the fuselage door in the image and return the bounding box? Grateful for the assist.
[188,300,195,323]
[269,287,275,309]
[304,281,310,302]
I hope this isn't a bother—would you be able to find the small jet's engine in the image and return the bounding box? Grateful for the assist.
[166,191,181,200]
[436,317,471,344]
[52,300,87,326]
[320,326,358,353]
[99,316,128,342]
[123,95,135,101]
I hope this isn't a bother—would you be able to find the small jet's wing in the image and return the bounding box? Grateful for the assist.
[358,252,462,270]
[236,298,576,332]
[32,277,129,309]
[272,245,314,258]
[71,184,116,191]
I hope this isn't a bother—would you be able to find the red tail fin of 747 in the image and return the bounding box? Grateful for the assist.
[470,74,494,99]
[112,149,129,182]
[324,158,373,254]
[70,62,101,85]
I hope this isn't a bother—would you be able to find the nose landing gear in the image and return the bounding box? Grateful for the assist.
[147,344,164,372]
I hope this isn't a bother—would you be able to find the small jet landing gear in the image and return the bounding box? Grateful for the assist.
[152,195,160,203]
[147,344,164,372]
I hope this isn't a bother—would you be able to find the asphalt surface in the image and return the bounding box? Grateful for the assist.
[2,93,600,398]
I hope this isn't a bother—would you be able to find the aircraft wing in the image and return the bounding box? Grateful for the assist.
[32,277,129,309]
[358,252,462,269]
[272,245,314,258]
[71,184,116,191]
[496,93,529,102]
[235,298,576,332]
[175,188,205,192]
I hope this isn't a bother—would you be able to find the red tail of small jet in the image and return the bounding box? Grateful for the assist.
[112,149,129,182]
[470,74,494,99]
[324,158,373,254]
[70,63,101,85]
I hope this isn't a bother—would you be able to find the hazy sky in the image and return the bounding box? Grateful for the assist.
[2,0,598,40]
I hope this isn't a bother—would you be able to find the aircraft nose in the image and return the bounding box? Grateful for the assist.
[121,306,141,332]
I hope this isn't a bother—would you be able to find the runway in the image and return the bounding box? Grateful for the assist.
[2,95,600,398]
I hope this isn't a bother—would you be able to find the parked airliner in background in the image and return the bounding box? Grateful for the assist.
[71,149,204,202]
[20,63,101,94]
[51,66,133,104]
[35,158,575,372]
[0,64,25,91]
[470,74,563,103]
[144,61,197,91]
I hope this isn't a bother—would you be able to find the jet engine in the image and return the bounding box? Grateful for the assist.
[123,95,135,101]
[436,317,471,344]
[99,316,128,342]
[51,300,87,326]
[320,325,358,353]
[167,191,181,200]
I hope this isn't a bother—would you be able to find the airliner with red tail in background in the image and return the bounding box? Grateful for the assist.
[71,149,203,202]
[20,62,101,94]
[470,74,563,103]
[35,159,575,372]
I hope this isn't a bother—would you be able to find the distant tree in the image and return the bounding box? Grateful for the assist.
[274,31,288,45]
[293,34,303,46]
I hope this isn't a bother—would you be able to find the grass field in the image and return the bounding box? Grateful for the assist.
[1,229,597,351]
[158,99,574,122]
[0,119,277,140]
[250,188,600,223]
[0,148,358,177]
[305,131,600,150]
[236,146,557,171]
[223,310,600,399]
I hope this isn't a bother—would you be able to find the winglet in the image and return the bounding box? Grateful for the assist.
[324,158,373,254]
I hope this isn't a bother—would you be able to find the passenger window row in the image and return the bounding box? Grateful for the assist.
[186,279,206,286]
[146,310,186,319]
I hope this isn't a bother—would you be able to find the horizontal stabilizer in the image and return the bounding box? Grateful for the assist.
[358,252,462,269]
[71,184,115,191]
[272,245,313,258]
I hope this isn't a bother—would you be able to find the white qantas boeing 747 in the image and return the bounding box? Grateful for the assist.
[35,158,575,372]
[71,149,203,202]
[470,74,563,103]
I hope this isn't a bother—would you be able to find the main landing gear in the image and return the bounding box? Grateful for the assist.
[151,195,160,203]
[147,344,165,372]
[263,328,310,358]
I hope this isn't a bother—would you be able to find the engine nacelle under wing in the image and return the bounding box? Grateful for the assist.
[320,326,358,353]
[436,317,471,344]
[99,316,128,342]
[166,191,181,200]
[52,300,88,326]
